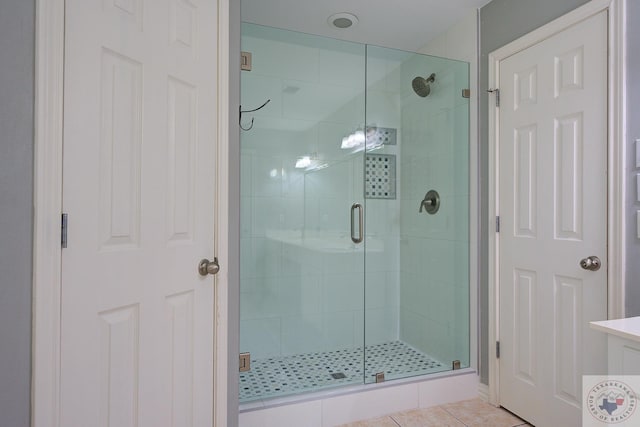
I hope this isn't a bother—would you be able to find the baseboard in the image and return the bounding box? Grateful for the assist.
[477,382,490,403]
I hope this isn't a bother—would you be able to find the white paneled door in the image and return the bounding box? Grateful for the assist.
[61,1,217,426]
[498,12,607,427]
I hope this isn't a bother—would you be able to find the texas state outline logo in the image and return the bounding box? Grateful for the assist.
[586,379,637,424]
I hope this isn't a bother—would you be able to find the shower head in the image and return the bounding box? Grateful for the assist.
[411,73,436,97]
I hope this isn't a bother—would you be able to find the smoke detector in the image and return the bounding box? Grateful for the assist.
[328,12,359,29]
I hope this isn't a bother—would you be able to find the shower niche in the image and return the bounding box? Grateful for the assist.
[239,23,470,403]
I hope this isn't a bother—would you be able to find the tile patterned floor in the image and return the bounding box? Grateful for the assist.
[337,399,532,427]
[239,341,447,402]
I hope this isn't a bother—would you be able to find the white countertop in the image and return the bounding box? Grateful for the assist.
[590,317,640,344]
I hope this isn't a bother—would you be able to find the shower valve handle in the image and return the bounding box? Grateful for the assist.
[419,190,440,215]
[419,198,434,211]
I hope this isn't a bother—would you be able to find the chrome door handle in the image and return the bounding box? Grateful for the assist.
[198,257,220,276]
[579,256,601,271]
[350,203,363,244]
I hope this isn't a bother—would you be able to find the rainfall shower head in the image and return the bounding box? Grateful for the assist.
[411,73,436,97]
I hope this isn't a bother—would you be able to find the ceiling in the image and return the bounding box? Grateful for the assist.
[241,0,491,52]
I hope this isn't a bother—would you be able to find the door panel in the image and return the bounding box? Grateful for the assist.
[498,11,607,427]
[61,1,217,425]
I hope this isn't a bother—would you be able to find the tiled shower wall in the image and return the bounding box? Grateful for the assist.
[240,25,402,360]
[415,10,477,370]
[397,53,470,367]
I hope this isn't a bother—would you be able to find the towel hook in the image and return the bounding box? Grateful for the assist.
[239,99,271,131]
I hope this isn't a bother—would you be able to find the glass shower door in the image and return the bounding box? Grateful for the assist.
[239,23,471,403]
[363,46,470,383]
[239,23,367,402]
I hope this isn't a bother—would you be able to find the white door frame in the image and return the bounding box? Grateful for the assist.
[487,0,626,407]
[31,1,233,425]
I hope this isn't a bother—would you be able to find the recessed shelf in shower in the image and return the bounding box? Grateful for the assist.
[365,154,396,199]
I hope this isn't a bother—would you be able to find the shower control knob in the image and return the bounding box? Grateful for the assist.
[198,258,220,276]
[419,190,440,215]
[579,256,601,271]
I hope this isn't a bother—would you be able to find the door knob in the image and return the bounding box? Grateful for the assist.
[579,256,601,271]
[198,258,220,276]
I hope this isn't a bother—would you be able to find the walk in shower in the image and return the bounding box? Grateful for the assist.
[239,23,469,403]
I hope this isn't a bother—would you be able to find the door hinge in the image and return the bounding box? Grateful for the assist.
[496,341,500,358]
[240,51,252,71]
[462,88,471,99]
[488,88,500,107]
[496,216,500,232]
[239,352,250,372]
[61,213,68,248]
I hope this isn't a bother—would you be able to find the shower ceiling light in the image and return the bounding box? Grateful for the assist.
[295,156,312,169]
[341,127,385,151]
[341,130,365,149]
[328,12,358,29]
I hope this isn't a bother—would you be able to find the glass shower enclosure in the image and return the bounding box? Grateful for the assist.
[239,23,469,402]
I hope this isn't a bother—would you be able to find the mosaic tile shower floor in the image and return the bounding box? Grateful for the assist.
[239,341,447,402]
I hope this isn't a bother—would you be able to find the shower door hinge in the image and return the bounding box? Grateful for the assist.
[488,88,500,107]
[241,51,252,71]
[496,341,500,358]
[61,213,68,248]
[452,360,461,370]
[375,372,385,383]
[496,216,500,232]
[462,89,471,99]
[239,352,251,372]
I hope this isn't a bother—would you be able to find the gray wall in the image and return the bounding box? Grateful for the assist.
[478,0,595,385]
[625,0,640,316]
[0,0,35,425]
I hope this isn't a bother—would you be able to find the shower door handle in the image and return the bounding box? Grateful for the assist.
[351,203,363,244]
